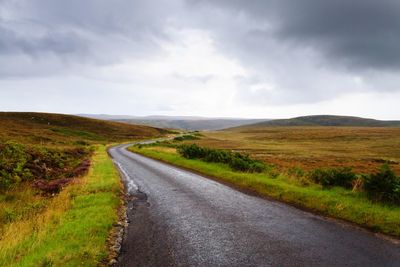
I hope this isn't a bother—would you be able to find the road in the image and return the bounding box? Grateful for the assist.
[109,143,400,267]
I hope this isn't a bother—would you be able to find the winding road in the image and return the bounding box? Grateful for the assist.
[109,143,400,267]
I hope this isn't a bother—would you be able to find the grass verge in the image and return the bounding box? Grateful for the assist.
[0,145,122,267]
[129,145,400,238]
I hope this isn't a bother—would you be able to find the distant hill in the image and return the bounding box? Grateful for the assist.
[115,118,267,131]
[0,112,168,145]
[78,114,212,121]
[79,114,267,131]
[236,115,400,128]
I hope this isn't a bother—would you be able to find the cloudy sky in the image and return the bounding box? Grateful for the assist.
[1,0,400,119]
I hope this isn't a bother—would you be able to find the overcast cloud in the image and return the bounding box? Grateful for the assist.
[1,0,399,119]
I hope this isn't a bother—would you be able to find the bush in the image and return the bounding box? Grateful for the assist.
[308,167,356,188]
[177,144,266,173]
[363,164,400,205]
[0,142,32,190]
[204,149,231,164]
[229,157,250,172]
[173,135,200,141]
[177,144,206,159]
[0,142,91,191]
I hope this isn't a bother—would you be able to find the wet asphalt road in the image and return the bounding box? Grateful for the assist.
[109,143,400,267]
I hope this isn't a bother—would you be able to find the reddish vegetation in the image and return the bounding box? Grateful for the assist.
[32,178,73,194]
[71,159,91,177]
[32,159,91,194]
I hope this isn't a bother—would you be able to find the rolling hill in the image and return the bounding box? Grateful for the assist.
[115,118,267,131]
[0,112,168,146]
[79,114,267,130]
[0,111,168,190]
[237,115,400,128]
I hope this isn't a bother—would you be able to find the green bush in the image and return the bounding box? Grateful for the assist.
[204,149,231,164]
[0,142,32,190]
[177,144,206,159]
[308,167,356,188]
[177,144,266,173]
[173,135,200,141]
[363,164,400,205]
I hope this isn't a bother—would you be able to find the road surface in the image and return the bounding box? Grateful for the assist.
[109,143,400,267]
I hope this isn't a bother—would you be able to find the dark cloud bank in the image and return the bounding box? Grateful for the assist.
[2,0,400,72]
[201,0,400,71]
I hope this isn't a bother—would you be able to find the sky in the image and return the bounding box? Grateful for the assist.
[1,0,400,119]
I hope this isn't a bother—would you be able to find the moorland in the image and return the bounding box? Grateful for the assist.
[0,112,167,266]
[129,121,400,237]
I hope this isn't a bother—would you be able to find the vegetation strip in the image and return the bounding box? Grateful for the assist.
[0,145,122,266]
[129,145,400,238]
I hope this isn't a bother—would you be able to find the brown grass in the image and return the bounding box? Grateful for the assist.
[0,112,168,147]
[193,126,400,174]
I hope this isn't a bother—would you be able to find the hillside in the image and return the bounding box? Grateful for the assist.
[116,118,267,131]
[0,112,168,146]
[79,114,266,130]
[238,115,400,128]
[0,112,168,264]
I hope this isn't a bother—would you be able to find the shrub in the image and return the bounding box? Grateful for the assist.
[0,142,32,190]
[308,167,356,188]
[229,157,250,172]
[0,142,91,191]
[177,144,207,159]
[250,161,267,173]
[204,149,231,164]
[363,164,400,205]
[173,135,200,141]
[177,144,266,173]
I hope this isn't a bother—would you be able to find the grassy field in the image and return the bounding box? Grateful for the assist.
[0,112,168,266]
[0,145,121,266]
[195,126,400,175]
[129,144,400,238]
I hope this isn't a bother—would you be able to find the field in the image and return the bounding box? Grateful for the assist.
[0,146,122,266]
[128,126,400,237]
[0,112,167,266]
[195,126,400,175]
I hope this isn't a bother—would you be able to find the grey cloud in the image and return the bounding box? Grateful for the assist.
[5,0,400,76]
[0,24,88,56]
[0,0,182,77]
[194,0,400,71]
[179,0,400,106]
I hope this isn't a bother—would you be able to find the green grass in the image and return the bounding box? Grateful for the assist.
[0,145,122,266]
[129,146,400,238]
[0,112,169,266]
